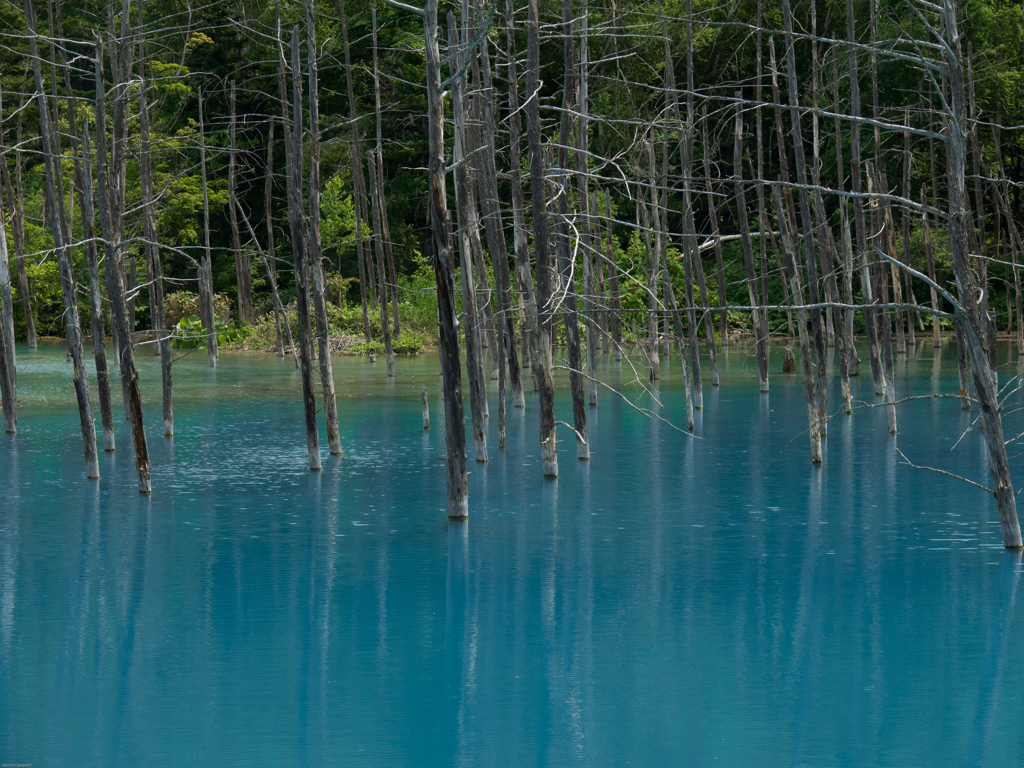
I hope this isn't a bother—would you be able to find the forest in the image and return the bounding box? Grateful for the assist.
[2,0,1024,537]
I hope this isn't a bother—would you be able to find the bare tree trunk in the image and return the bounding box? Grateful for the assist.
[734,97,769,392]
[81,122,114,450]
[372,6,400,339]
[526,0,558,477]
[449,15,487,462]
[94,35,150,492]
[424,0,468,516]
[367,150,396,378]
[265,119,286,357]
[773,186,821,465]
[29,6,96,476]
[781,0,828,430]
[229,82,254,326]
[307,0,342,456]
[285,25,322,471]
[701,109,728,348]
[641,198,660,380]
[868,164,898,433]
[197,88,218,367]
[337,0,372,339]
[605,191,622,361]
[1,78,36,349]
[556,0,589,459]
[138,44,173,438]
[576,0,598,407]
[902,107,917,347]
[943,0,1021,547]
[0,176,14,433]
[475,0,524,409]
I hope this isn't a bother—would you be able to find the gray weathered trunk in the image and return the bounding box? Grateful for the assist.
[307,0,342,455]
[81,122,115,450]
[943,0,1021,548]
[367,150,396,378]
[285,25,322,471]
[229,82,254,326]
[265,119,286,358]
[29,5,97,478]
[525,0,558,477]
[424,0,468,516]
[448,16,487,462]
[197,89,218,368]
[94,37,150,492]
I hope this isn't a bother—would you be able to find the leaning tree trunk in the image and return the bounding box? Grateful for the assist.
[424,0,468,516]
[28,2,98,478]
[372,6,400,339]
[943,0,1021,548]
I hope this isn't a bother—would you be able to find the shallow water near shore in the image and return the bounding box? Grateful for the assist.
[3,339,1024,766]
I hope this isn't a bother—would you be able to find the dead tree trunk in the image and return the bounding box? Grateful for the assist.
[605,191,622,361]
[372,6,400,339]
[734,97,769,392]
[701,109,728,347]
[449,15,487,462]
[1,79,36,349]
[229,82,254,326]
[285,25,322,472]
[943,0,1021,548]
[265,119,286,357]
[29,6,97,477]
[504,0,539,386]
[0,180,14,433]
[424,0,468,516]
[338,0,372,339]
[475,0,524,408]
[774,186,821,465]
[526,0,558,477]
[576,0,599,408]
[139,40,173,438]
[81,121,114,450]
[94,36,150,492]
[307,0,342,456]
[367,150,396,377]
[556,0,589,460]
[197,88,218,367]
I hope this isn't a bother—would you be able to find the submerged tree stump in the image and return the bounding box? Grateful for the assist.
[783,348,796,373]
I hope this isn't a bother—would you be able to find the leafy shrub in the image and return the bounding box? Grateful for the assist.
[165,291,232,327]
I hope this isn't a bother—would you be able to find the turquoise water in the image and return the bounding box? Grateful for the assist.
[2,341,1024,766]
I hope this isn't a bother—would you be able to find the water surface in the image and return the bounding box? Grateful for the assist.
[2,340,1024,766]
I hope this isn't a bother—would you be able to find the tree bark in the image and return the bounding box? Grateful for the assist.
[307,0,342,456]
[229,81,254,326]
[197,88,218,367]
[29,4,98,478]
[943,0,1021,548]
[285,25,322,471]
[94,35,150,492]
[424,0,468,516]
[367,150,396,378]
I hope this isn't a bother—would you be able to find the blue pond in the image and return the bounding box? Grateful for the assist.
[2,340,1024,766]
